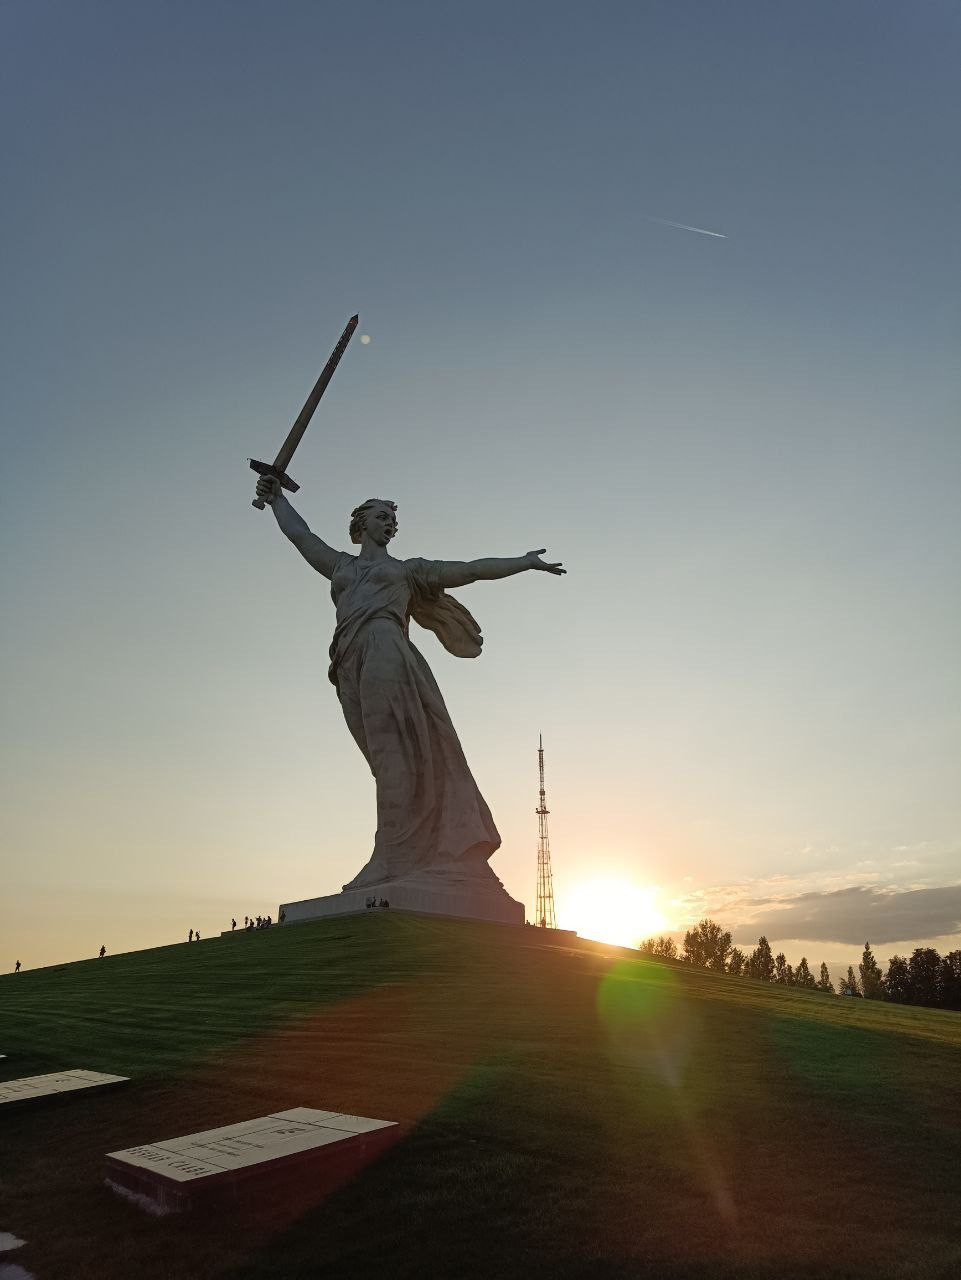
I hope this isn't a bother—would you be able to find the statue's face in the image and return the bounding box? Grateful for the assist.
[364,504,398,546]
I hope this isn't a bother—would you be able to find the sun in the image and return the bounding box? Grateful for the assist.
[558,878,669,949]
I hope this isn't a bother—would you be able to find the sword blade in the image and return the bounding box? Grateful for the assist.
[272,314,359,474]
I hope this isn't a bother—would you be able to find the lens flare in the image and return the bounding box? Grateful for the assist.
[597,959,736,1223]
[597,958,691,1084]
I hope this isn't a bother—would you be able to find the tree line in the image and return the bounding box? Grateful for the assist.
[640,919,961,1012]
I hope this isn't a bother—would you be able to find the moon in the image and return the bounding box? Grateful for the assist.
[360,334,371,345]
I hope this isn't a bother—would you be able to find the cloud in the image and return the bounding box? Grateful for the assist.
[731,884,961,947]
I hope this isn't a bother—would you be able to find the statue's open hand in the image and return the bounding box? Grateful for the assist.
[526,549,566,575]
[256,475,282,505]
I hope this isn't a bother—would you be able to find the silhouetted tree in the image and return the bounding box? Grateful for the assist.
[795,957,816,989]
[747,936,775,982]
[682,919,732,971]
[859,942,884,1000]
[941,951,961,1011]
[774,952,790,984]
[908,948,943,1007]
[883,954,910,1003]
[727,947,745,977]
[840,965,862,997]
[878,949,959,1011]
[817,961,835,993]
[640,935,678,959]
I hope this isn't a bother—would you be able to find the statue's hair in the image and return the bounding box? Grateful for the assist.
[349,498,397,544]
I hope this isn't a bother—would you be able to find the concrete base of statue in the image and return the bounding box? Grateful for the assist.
[280,867,525,927]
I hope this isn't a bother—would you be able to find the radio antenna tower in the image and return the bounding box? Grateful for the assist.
[535,734,557,929]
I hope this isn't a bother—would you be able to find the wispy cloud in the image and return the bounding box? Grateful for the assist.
[641,214,726,239]
[668,848,961,948]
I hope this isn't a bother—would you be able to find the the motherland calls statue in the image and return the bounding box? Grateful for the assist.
[256,475,564,919]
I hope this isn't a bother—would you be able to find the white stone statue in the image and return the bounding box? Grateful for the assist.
[255,476,565,895]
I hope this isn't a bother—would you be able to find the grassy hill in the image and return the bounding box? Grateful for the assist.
[2,913,960,1280]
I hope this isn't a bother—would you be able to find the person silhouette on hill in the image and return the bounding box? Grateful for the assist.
[231,918,237,931]
[14,960,21,972]
[188,928,193,943]
[195,930,200,941]
[99,945,106,959]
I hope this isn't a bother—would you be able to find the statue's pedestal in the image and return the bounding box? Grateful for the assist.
[280,874,524,927]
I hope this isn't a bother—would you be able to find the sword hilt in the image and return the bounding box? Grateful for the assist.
[249,459,300,510]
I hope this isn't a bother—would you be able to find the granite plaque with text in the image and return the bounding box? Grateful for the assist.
[105,1107,397,1213]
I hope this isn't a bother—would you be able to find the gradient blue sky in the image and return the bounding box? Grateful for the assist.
[2,1,959,973]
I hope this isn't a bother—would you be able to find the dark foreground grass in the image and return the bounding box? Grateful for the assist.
[2,914,960,1280]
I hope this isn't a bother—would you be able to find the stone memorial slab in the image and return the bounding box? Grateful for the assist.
[105,1108,398,1214]
[0,1265,36,1280]
[0,1070,128,1108]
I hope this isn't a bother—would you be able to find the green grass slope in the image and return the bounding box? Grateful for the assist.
[2,914,960,1280]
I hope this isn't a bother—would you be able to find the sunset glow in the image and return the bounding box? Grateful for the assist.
[560,878,668,949]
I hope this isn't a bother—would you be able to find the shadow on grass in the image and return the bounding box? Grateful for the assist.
[0,917,432,1079]
[767,1011,961,1182]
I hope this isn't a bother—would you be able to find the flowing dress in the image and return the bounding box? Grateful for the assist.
[327,552,501,889]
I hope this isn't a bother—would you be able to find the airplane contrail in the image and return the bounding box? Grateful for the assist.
[642,215,726,239]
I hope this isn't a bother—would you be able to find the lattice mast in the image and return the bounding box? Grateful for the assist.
[535,733,557,929]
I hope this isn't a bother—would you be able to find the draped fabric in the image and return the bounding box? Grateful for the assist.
[409,590,482,659]
[328,553,500,888]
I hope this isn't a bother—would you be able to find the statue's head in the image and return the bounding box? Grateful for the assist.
[349,498,398,546]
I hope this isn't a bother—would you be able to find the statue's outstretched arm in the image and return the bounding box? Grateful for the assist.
[255,476,341,580]
[434,551,565,588]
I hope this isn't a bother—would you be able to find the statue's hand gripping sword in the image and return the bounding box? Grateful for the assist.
[249,314,359,509]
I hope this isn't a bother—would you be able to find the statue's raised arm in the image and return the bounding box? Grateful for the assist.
[256,474,342,580]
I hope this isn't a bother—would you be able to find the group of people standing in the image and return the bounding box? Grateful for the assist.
[231,912,286,932]
[184,911,287,942]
